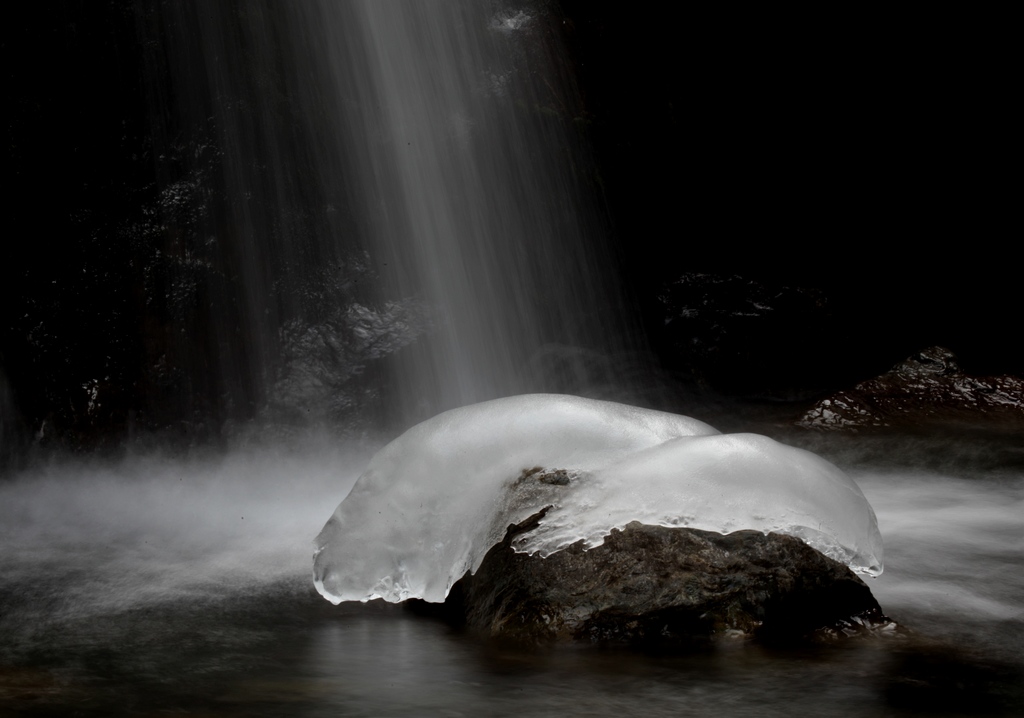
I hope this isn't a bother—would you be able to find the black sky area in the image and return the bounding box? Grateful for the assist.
[2,3,1019,453]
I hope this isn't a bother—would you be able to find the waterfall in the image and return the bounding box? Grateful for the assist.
[143,0,638,431]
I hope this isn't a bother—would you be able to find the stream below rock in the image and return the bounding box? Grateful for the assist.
[1,429,1021,716]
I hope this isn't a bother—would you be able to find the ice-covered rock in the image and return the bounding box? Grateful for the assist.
[313,394,883,604]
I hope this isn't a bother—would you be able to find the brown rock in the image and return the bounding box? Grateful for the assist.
[439,509,893,647]
[798,346,1024,431]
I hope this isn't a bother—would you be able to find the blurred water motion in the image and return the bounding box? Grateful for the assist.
[1,431,1021,716]
[133,0,638,433]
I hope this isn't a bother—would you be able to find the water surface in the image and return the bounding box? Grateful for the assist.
[1,430,1021,716]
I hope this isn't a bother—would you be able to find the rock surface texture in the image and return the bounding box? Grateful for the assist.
[443,511,893,647]
[799,347,1024,431]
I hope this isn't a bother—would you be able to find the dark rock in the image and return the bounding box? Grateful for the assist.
[799,347,1024,431]
[656,273,838,400]
[442,510,894,647]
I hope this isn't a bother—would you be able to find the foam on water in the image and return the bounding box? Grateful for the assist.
[0,440,362,618]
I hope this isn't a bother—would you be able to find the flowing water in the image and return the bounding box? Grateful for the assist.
[142,0,639,427]
[308,1,634,416]
[1,428,1021,716]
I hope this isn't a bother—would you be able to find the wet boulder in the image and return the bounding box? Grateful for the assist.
[442,510,894,647]
[798,347,1024,431]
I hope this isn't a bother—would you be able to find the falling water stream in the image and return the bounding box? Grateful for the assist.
[2,2,1022,715]
[312,0,634,416]
[141,0,639,427]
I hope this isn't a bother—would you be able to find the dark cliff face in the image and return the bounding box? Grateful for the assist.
[4,3,395,455]
[3,4,1019,457]
[4,3,153,456]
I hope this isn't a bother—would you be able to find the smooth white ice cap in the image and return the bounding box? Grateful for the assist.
[313,394,883,604]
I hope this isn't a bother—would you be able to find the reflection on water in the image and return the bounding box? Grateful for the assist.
[1,431,1022,716]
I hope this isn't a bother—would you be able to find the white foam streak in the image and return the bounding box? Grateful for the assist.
[858,470,1024,625]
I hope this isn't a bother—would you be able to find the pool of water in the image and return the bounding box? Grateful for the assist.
[2,431,1021,716]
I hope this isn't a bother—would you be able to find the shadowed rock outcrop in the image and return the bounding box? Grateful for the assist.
[799,347,1024,431]
[440,510,893,647]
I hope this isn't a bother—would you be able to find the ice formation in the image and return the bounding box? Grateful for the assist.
[313,394,883,604]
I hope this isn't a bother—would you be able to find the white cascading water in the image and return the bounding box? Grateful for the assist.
[309,1,634,419]
[142,0,638,428]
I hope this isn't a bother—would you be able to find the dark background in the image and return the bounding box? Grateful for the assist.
[559,4,1018,371]
[3,2,1019,459]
